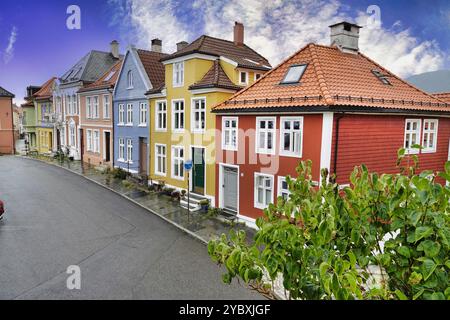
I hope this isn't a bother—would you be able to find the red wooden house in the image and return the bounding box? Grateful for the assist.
[212,22,450,225]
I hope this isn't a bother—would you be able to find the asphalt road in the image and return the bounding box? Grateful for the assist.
[0,156,261,300]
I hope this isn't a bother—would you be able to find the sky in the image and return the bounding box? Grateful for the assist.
[0,0,449,105]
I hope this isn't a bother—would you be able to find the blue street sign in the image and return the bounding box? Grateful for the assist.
[184,160,193,171]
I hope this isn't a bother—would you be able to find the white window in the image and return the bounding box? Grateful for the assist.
[86,129,92,151]
[254,73,262,81]
[278,176,291,200]
[118,138,125,160]
[239,71,248,85]
[86,97,92,119]
[126,104,133,125]
[422,119,438,153]
[118,104,125,124]
[222,117,238,151]
[192,98,206,132]
[155,144,167,176]
[67,96,72,115]
[73,95,78,114]
[404,119,421,154]
[127,70,133,89]
[126,139,133,162]
[139,103,148,126]
[254,173,274,209]
[172,100,184,132]
[281,64,307,84]
[173,62,184,87]
[93,96,99,119]
[256,117,276,155]
[155,101,167,131]
[56,97,61,114]
[280,117,303,157]
[69,125,76,147]
[103,95,110,119]
[172,146,184,180]
[93,130,100,153]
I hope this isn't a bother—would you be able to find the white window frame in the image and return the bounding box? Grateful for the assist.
[93,96,99,119]
[69,125,76,147]
[139,102,148,126]
[155,143,167,176]
[279,116,303,157]
[254,73,262,81]
[118,138,125,161]
[191,97,206,133]
[278,176,291,201]
[103,95,110,119]
[93,130,100,153]
[86,97,92,119]
[171,146,184,180]
[126,103,133,126]
[127,70,133,89]
[173,62,184,87]
[256,117,276,155]
[171,99,185,132]
[67,96,72,115]
[404,119,421,154]
[155,100,167,131]
[73,95,78,115]
[222,117,238,151]
[254,173,274,209]
[118,104,125,125]
[422,119,438,153]
[86,129,92,151]
[239,71,249,85]
[126,139,133,162]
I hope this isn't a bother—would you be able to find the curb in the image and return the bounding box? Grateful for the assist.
[19,156,208,245]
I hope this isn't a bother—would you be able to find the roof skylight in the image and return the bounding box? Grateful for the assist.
[280,64,307,84]
[372,69,392,85]
[103,71,116,82]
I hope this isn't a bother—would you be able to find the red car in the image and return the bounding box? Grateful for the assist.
[0,200,4,219]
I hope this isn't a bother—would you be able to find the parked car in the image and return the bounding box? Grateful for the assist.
[0,200,4,219]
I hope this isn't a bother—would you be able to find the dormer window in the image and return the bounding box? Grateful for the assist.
[239,71,248,85]
[127,70,133,89]
[173,62,184,87]
[280,64,307,84]
[372,69,391,85]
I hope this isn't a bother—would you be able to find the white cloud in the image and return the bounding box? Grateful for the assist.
[3,26,17,64]
[111,0,445,78]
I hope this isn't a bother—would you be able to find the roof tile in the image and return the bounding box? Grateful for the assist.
[189,60,243,91]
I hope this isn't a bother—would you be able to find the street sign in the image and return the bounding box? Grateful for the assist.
[184,160,193,171]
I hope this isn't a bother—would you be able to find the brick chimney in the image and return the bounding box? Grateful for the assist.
[329,21,362,54]
[151,39,162,53]
[234,22,244,46]
[110,40,119,59]
[177,41,189,51]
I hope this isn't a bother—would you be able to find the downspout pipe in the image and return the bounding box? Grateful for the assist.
[108,87,115,169]
[332,112,345,183]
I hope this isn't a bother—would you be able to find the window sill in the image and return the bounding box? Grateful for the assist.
[138,124,147,127]
[192,129,206,134]
[173,83,184,88]
[117,123,125,126]
[254,203,268,210]
[279,152,302,158]
[256,150,276,156]
[405,149,420,155]
[125,124,134,127]
[155,172,167,177]
[173,130,185,134]
[421,149,436,154]
[222,146,238,152]
[118,159,133,164]
[155,129,167,133]
[171,175,185,181]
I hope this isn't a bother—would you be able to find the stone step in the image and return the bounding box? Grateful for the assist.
[180,199,201,212]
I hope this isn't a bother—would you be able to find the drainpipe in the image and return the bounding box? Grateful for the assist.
[109,88,115,168]
[332,113,345,183]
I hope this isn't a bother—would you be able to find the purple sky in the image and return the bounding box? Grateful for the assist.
[1,0,449,105]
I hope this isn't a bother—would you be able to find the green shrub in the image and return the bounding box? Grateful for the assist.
[207,148,450,300]
[112,167,129,180]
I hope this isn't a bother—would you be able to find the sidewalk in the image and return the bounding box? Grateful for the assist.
[23,154,256,245]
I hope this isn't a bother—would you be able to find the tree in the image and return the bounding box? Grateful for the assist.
[208,149,450,300]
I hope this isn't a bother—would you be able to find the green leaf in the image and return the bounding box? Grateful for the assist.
[397,246,410,258]
[413,289,424,300]
[430,292,445,300]
[415,226,433,242]
[421,259,437,281]
[319,262,330,278]
[408,211,423,227]
[395,289,408,300]
[445,260,450,270]
[418,240,441,258]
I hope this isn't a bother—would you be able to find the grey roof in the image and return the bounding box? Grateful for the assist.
[60,50,123,85]
[407,70,450,93]
[0,86,14,98]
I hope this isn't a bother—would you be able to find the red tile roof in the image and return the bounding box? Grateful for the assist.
[78,60,123,93]
[137,49,168,92]
[213,43,450,113]
[161,35,271,71]
[433,92,450,103]
[189,60,243,91]
[33,77,56,100]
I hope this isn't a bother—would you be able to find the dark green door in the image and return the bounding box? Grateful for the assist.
[192,148,205,194]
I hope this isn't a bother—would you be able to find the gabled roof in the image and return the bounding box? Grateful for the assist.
[34,77,57,100]
[161,35,271,71]
[0,86,14,98]
[78,60,123,93]
[189,60,243,91]
[136,49,168,92]
[60,50,123,85]
[213,43,450,113]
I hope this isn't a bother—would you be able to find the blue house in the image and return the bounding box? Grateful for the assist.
[113,40,167,175]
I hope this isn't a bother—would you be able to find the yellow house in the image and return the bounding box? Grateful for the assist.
[34,77,57,154]
[147,22,271,209]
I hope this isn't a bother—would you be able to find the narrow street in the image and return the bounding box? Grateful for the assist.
[0,156,261,300]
